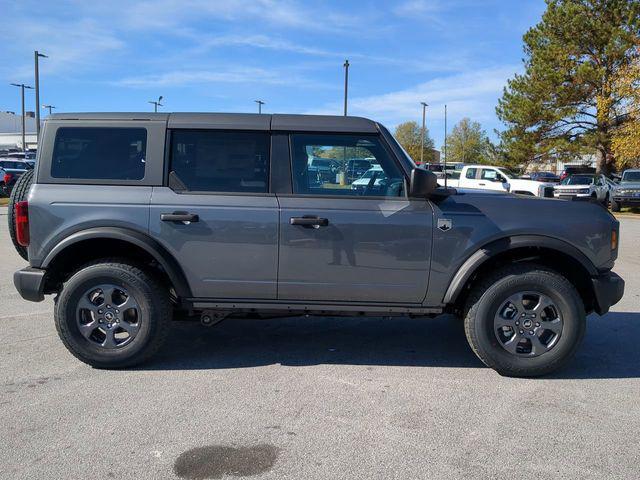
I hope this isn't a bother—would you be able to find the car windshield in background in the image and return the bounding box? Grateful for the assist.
[562,175,593,185]
[622,171,640,182]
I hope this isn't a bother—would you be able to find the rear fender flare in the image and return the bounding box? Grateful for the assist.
[41,227,192,298]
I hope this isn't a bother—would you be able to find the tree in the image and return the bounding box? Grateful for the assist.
[612,56,640,169]
[496,0,640,174]
[443,118,490,164]
[393,121,435,163]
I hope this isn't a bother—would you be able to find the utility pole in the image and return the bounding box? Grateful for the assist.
[255,100,265,114]
[343,59,350,116]
[444,104,448,189]
[148,96,163,112]
[420,102,428,165]
[42,104,56,116]
[10,83,34,152]
[34,51,47,140]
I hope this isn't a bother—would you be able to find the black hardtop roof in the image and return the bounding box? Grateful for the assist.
[48,112,380,133]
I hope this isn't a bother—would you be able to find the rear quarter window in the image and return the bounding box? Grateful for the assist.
[51,127,147,180]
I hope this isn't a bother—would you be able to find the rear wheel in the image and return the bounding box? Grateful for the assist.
[464,263,585,377]
[54,260,171,368]
[8,169,34,260]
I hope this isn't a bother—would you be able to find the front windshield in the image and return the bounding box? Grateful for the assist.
[622,171,640,182]
[562,175,593,185]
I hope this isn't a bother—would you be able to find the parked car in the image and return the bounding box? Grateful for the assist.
[11,112,624,377]
[553,174,609,204]
[307,158,339,184]
[0,159,32,196]
[559,165,596,181]
[450,165,556,197]
[529,171,560,183]
[351,165,387,193]
[345,158,372,181]
[611,169,640,212]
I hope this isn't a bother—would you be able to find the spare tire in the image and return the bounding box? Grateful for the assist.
[8,169,34,261]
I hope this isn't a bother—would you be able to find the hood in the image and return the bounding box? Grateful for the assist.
[616,182,640,190]
[555,184,592,190]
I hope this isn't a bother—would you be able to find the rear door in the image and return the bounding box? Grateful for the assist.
[277,132,433,304]
[149,128,279,299]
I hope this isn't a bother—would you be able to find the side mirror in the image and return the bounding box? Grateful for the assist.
[409,168,438,197]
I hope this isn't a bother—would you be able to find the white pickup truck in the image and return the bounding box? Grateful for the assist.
[437,165,556,197]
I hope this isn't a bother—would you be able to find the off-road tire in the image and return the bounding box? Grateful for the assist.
[8,169,34,260]
[464,263,586,377]
[54,260,171,368]
[610,199,621,212]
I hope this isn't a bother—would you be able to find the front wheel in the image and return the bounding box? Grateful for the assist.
[54,260,171,368]
[464,264,585,377]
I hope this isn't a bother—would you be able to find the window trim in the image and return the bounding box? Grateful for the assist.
[36,121,165,186]
[286,131,409,199]
[49,126,148,182]
[166,128,273,196]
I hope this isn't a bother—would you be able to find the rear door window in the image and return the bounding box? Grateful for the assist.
[51,127,146,180]
[169,130,270,193]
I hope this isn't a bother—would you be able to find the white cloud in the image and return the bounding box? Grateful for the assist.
[306,65,520,144]
[113,66,332,89]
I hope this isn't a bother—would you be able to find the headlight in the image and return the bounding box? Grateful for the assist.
[578,188,590,194]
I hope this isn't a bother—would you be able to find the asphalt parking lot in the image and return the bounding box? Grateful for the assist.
[1,210,639,480]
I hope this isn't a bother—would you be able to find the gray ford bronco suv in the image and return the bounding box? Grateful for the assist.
[11,113,624,377]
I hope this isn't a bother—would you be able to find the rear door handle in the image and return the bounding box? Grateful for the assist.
[290,216,329,228]
[161,212,199,223]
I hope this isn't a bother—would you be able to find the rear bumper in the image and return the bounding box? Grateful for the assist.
[592,271,624,315]
[13,267,46,302]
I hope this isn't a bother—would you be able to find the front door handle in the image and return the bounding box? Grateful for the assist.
[290,216,329,228]
[161,212,199,223]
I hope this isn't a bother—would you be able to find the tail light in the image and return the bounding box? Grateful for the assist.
[3,173,12,184]
[15,201,29,247]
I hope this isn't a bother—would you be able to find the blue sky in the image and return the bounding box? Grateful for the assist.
[0,0,545,148]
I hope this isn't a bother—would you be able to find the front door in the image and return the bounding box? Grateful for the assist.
[149,129,278,299]
[277,133,433,304]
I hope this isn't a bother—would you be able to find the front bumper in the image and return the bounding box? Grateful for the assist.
[14,267,46,302]
[554,192,591,200]
[591,271,624,315]
[613,195,640,205]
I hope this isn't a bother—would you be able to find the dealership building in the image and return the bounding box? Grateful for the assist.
[0,111,38,150]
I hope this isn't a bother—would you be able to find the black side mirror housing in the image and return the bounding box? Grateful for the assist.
[409,168,438,198]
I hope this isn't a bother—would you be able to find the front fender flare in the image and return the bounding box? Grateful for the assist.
[442,235,598,304]
[41,227,192,298]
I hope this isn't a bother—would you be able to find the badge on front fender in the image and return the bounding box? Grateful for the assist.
[437,218,452,231]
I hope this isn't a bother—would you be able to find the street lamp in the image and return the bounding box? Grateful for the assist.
[343,59,350,116]
[420,102,428,165]
[42,104,56,116]
[148,96,163,112]
[255,100,265,114]
[34,51,48,140]
[10,83,34,152]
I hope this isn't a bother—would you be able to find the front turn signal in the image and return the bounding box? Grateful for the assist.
[611,229,618,251]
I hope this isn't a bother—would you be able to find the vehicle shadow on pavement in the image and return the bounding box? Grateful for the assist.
[147,314,485,370]
[144,311,640,378]
[550,312,640,380]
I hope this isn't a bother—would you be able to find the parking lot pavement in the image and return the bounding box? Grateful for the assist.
[1,209,639,480]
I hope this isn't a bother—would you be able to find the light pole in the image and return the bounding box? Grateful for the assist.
[148,96,163,112]
[42,104,56,116]
[420,102,428,165]
[444,104,448,188]
[34,51,47,140]
[255,100,265,114]
[343,59,350,116]
[10,83,34,152]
